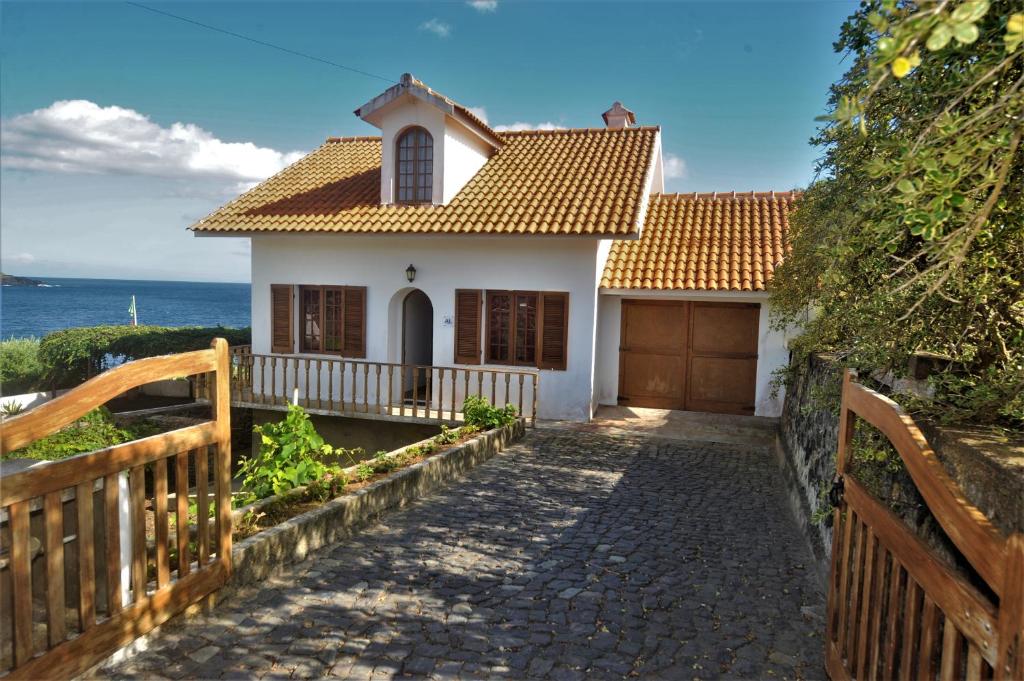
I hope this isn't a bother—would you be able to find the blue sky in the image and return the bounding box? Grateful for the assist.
[0,0,856,283]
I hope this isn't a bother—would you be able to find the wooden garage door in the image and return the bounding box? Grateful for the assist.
[619,300,759,415]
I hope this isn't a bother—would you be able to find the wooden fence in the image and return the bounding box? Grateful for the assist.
[226,347,539,426]
[825,370,1024,681]
[0,339,233,679]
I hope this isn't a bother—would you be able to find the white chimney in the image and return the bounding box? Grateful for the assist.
[602,101,636,129]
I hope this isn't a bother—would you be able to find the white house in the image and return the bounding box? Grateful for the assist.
[194,74,794,422]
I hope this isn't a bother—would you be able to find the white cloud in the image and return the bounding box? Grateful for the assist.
[419,18,452,38]
[492,121,565,132]
[467,0,498,12]
[663,153,687,180]
[466,106,489,124]
[0,100,306,184]
[4,252,36,265]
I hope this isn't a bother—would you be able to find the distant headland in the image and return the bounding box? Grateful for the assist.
[1,273,47,287]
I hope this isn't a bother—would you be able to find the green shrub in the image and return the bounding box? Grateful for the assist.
[4,408,160,461]
[462,396,518,430]
[354,462,374,482]
[435,424,459,445]
[1,337,44,395]
[306,470,348,502]
[239,404,336,503]
[37,325,251,388]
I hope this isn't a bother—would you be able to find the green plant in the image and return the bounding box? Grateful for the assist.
[306,470,348,502]
[370,449,399,474]
[770,0,1024,428]
[37,325,251,388]
[354,462,374,482]
[1,399,25,416]
[435,424,459,445]
[462,396,518,430]
[3,408,160,461]
[238,404,334,502]
[0,337,44,394]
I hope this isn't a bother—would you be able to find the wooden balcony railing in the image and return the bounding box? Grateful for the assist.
[224,347,538,426]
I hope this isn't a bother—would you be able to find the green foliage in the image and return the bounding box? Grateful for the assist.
[370,449,400,474]
[462,396,518,430]
[306,470,348,502]
[354,462,374,482]
[435,424,459,445]
[4,408,160,461]
[37,325,251,388]
[0,337,45,394]
[1,400,25,416]
[239,404,337,502]
[771,0,1024,428]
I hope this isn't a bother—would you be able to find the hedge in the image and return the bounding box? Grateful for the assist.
[0,337,45,395]
[38,325,251,388]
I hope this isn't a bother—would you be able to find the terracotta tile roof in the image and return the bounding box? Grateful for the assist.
[600,191,796,292]
[192,127,659,236]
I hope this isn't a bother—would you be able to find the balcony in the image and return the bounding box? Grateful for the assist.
[219,346,538,426]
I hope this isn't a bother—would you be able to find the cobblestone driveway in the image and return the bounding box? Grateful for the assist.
[102,427,825,680]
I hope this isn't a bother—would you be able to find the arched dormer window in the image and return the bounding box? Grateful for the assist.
[396,126,433,204]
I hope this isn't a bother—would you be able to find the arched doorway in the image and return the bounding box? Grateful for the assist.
[402,289,433,405]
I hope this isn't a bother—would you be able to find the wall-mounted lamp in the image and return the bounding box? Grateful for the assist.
[405,263,417,283]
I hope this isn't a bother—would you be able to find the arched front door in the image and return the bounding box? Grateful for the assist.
[402,289,433,404]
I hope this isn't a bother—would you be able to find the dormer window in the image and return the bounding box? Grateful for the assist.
[396,126,433,204]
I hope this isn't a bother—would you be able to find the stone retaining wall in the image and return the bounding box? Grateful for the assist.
[774,353,841,574]
[775,353,1024,581]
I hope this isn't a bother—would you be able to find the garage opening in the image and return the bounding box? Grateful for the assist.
[618,300,759,415]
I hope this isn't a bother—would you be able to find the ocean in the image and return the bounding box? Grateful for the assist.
[1,277,251,339]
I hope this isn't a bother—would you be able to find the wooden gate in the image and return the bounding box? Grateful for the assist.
[0,339,233,679]
[825,371,1024,681]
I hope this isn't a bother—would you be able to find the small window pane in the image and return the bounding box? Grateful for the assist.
[396,127,433,204]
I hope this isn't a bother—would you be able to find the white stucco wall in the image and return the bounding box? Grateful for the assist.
[442,119,491,204]
[593,290,792,417]
[251,234,608,421]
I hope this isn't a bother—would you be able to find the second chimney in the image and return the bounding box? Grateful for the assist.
[602,101,636,129]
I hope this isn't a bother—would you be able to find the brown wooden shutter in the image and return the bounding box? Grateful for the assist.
[270,284,293,353]
[454,289,482,365]
[342,286,366,358]
[538,292,568,370]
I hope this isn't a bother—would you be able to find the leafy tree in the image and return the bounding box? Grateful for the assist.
[771,0,1023,427]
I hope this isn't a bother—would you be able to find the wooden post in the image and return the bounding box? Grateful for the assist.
[76,481,96,631]
[996,534,1024,680]
[10,500,33,666]
[316,359,323,409]
[154,459,170,588]
[375,365,382,414]
[412,367,420,418]
[363,364,370,412]
[44,491,66,646]
[532,373,539,426]
[210,339,232,574]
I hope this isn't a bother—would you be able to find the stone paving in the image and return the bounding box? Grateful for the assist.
[100,427,826,680]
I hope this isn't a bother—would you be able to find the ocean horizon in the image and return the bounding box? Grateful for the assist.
[1,276,251,339]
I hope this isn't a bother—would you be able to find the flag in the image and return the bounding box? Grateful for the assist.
[128,295,137,326]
